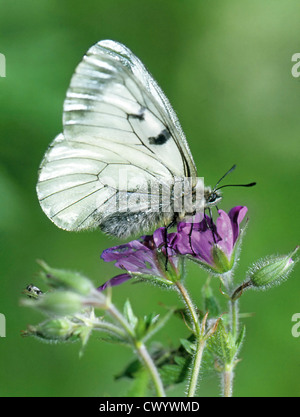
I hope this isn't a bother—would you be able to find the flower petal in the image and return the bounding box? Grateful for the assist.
[101,240,149,263]
[97,273,132,291]
[216,210,234,258]
[100,235,163,277]
[228,206,248,244]
[175,215,218,266]
[153,227,166,249]
[172,206,248,273]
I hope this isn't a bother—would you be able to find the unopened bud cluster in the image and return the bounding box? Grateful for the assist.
[22,261,108,347]
[23,310,94,346]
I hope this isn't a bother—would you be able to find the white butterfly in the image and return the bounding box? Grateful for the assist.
[36,40,222,238]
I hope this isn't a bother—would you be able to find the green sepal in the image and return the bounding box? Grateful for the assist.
[37,260,94,295]
[212,246,233,273]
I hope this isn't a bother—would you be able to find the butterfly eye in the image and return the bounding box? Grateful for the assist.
[208,192,217,202]
[206,191,222,207]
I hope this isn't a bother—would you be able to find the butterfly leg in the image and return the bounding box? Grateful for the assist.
[163,216,178,271]
[188,220,197,256]
[204,208,217,244]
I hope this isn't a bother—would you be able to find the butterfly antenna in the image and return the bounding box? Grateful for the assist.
[213,164,256,191]
[215,182,256,191]
[213,164,237,190]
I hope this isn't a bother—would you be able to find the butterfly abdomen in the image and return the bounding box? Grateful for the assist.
[99,211,172,238]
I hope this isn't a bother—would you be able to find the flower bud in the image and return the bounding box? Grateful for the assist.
[23,316,93,347]
[22,291,84,316]
[37,260,94,295]
[247,247,298,290]
[24,318,77,341]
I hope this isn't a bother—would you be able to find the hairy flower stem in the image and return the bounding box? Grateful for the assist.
[223,365,234,398]
[222,271,239,338]
[175,281,205,397]
[222,301,237,398]
[134,341,166,397]
[222,271,238,397]
[97,298,166,397]
[93,321,128,339]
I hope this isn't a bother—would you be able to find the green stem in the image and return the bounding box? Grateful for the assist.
[222,271,238,398]
[175,281,205,397]
[92,321,128,339]
[230,298,239,341]
[106,302,136,338]
[105,300,166,397]
[188,338,206,397]
[223,364,234,397]
[224,294,239,397]
[135,341,166,397]
[175,281,200,334]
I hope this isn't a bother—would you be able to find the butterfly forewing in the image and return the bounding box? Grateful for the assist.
[37,40,198,237]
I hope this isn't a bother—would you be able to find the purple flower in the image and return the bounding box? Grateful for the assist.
[98,206,248,290]
[174,206,248,273]
[98,228,181,291]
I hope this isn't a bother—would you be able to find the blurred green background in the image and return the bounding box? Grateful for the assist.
[0,0,299,397]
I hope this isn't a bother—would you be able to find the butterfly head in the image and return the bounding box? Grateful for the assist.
[204,187,222,208]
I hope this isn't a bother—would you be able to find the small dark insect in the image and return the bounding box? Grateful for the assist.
[23,284,43,299]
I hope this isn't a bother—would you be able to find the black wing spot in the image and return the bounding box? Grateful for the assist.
[128,107,145,121]
[149,129,171,145]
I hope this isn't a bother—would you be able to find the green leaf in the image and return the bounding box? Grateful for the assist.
[202,280,220,318]
[235,325,246,352]
[142,309,174,342]
[159,355,191,387]
[116,335,218,391]
[130,308,176,342]
[154,338,194,387]
[207,319,237,365]
[116,360,150,396]
[123,299,138,329]
[115,359,141,380]
[180,338,196,355]
[125,367,150,397]
[135,312,156,340]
